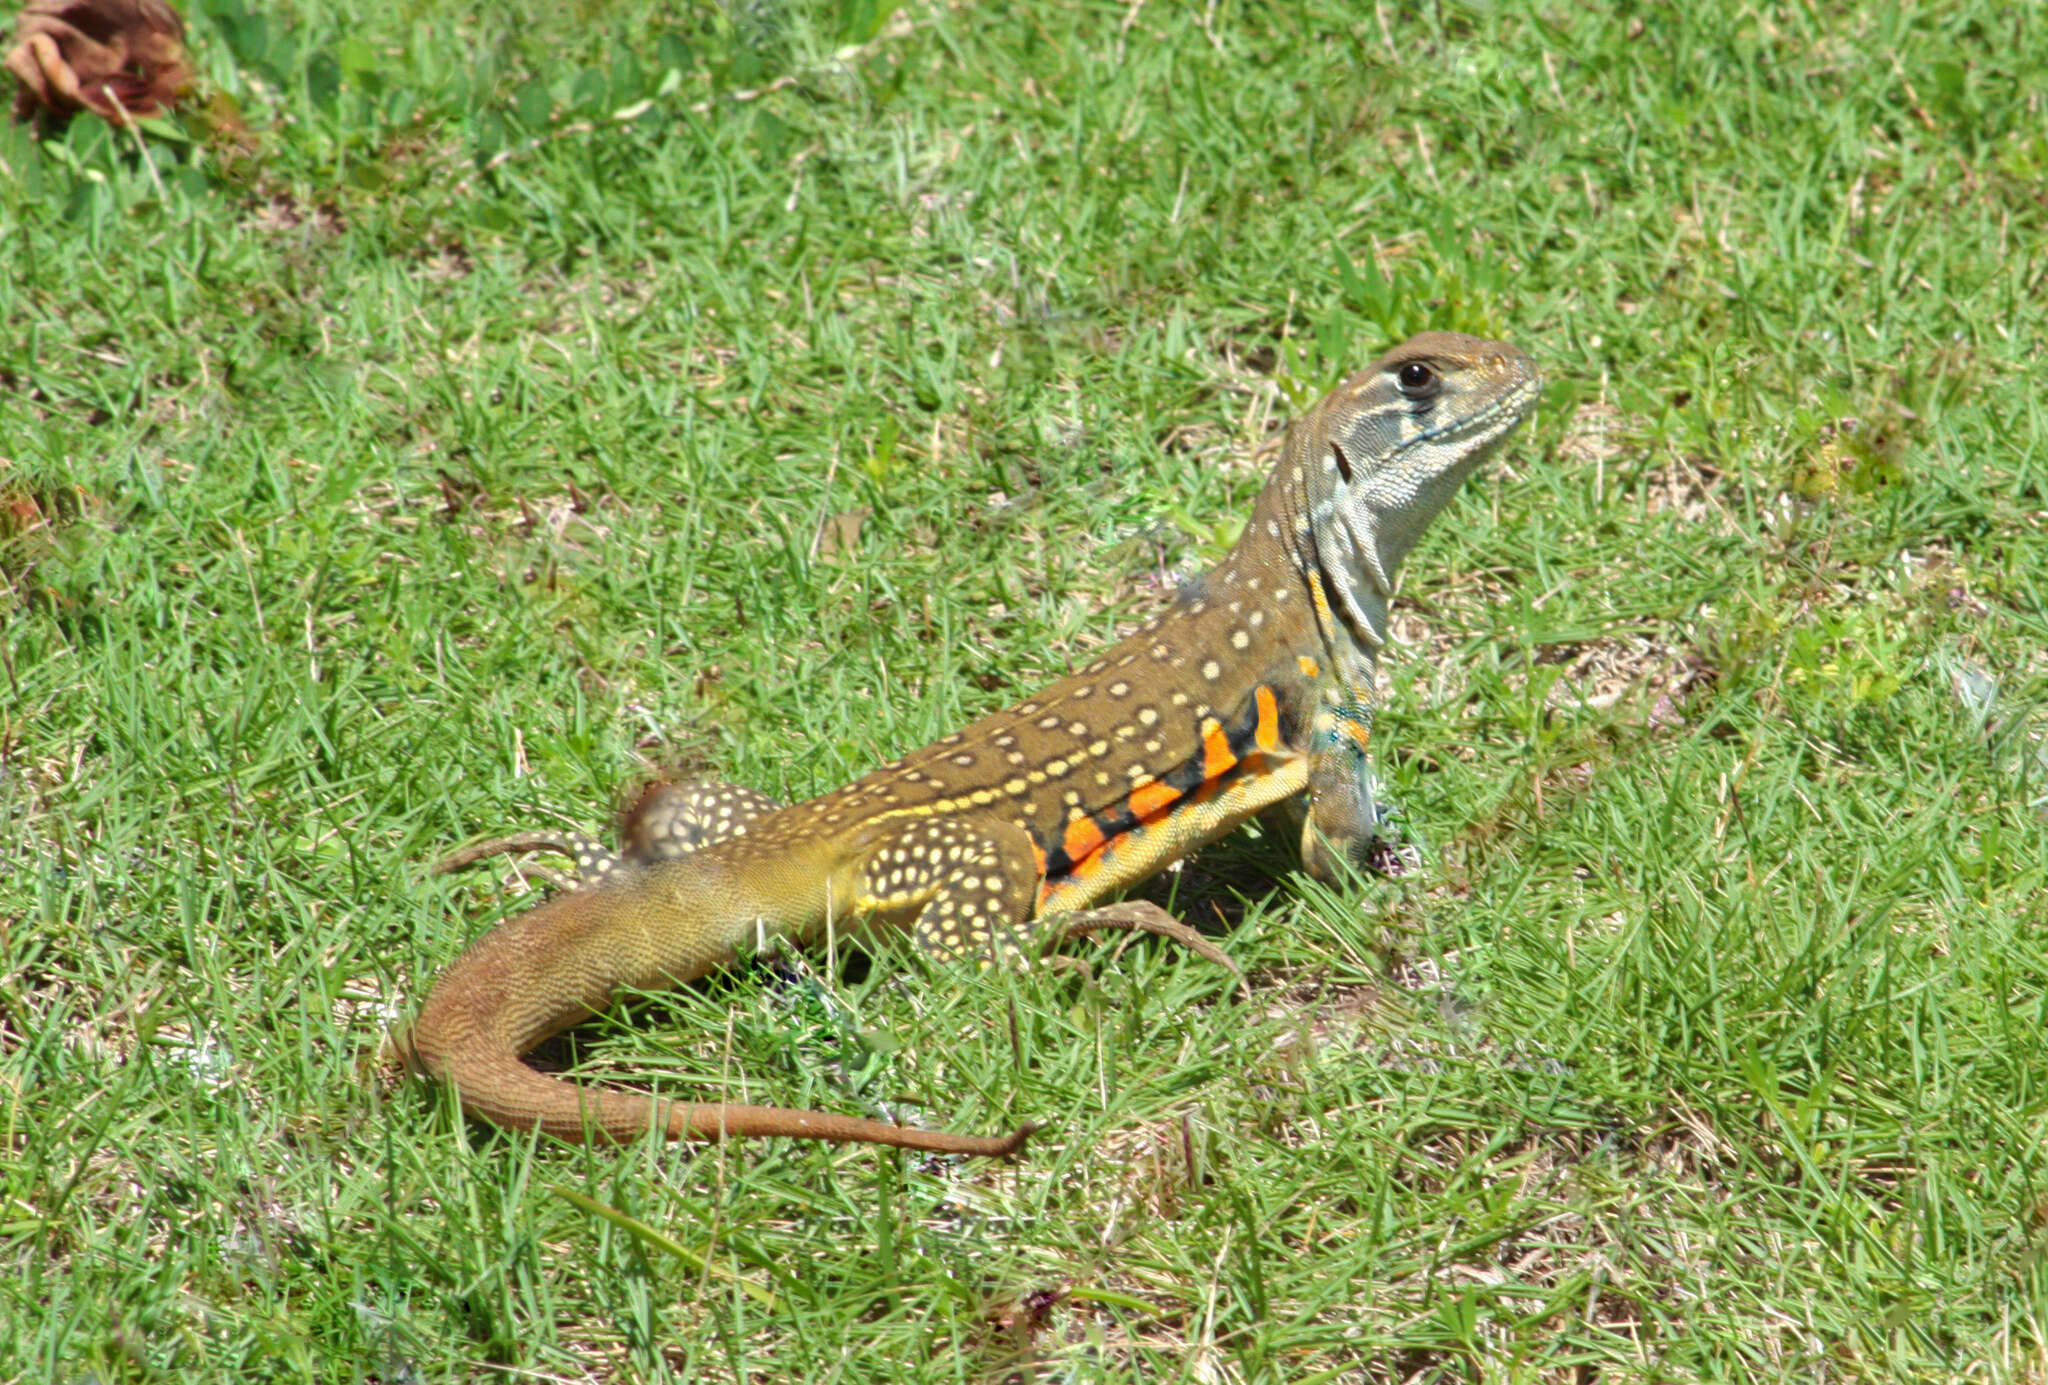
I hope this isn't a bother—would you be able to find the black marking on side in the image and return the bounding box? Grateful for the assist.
[1037,686,1283,880]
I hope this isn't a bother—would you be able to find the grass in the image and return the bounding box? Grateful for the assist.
[3,0,2046,1378]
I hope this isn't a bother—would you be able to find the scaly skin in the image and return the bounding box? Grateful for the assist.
[400,332,1542,1155]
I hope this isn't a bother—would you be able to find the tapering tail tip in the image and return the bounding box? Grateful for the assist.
[983,1120,1039,1158]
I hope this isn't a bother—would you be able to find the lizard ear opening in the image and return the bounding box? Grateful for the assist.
[1329,441,1354,483]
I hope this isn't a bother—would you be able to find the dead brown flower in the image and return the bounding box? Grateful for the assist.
[6,0,190,127]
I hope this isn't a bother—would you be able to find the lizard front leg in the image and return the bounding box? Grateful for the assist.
[856,818,1237,977]
[854,818,1044,965]
[1288,701,1395,883]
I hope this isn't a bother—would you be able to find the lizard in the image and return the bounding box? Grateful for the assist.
[400,331,1542,1157]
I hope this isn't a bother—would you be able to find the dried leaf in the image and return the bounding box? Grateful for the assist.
[814,505,870,563]
[6,0,190,127]
[0,487,44,538]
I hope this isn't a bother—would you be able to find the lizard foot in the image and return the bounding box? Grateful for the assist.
[1050,901,1245,994]
[433,831,609,890]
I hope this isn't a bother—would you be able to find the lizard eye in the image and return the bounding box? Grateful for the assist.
[1396,361,1440,400]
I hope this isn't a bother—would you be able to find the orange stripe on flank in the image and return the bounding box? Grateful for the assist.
[1128,779,1181,822]
[1253,685,1281,752]
[1062,815,1107,863]
[1201,720,1237,782]
[1029,840,1049,877]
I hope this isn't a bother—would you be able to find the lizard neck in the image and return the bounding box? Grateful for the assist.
[1217,438,1387,711]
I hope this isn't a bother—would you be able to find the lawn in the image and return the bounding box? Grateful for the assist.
[3,0,2046,1379]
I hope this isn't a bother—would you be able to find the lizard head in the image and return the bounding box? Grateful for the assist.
[1296,331,1542,647]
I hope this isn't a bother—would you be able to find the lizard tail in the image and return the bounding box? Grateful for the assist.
[400,880,1035,1157]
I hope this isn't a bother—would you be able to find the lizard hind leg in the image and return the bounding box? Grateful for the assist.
[620,779,786,864]
[431,831,613,892]
[433,778,785,890]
